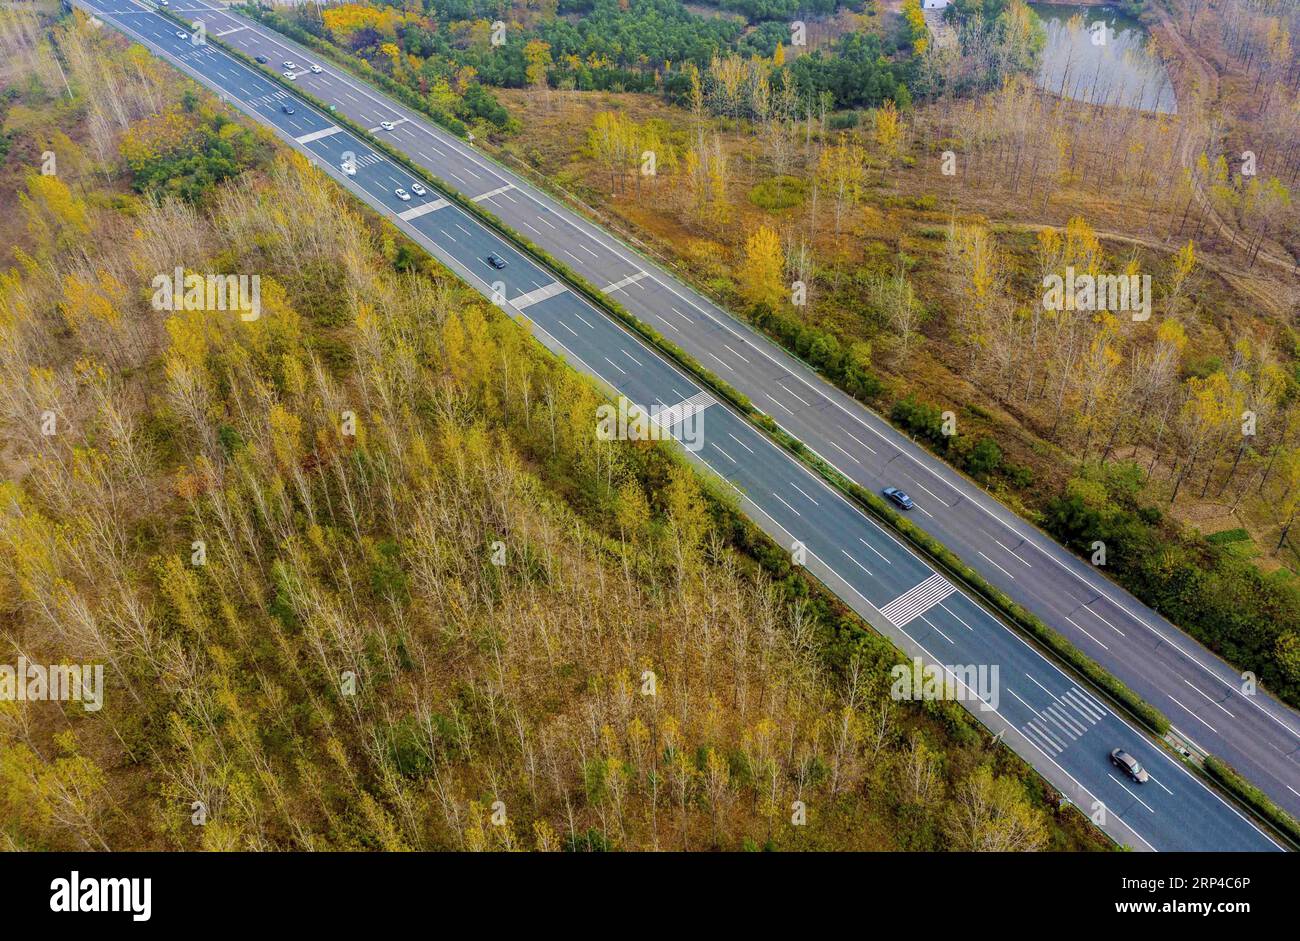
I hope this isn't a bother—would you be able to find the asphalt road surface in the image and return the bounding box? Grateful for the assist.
[76,0,1292,850]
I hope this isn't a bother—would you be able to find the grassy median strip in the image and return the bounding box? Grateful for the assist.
[153,6,1300,849]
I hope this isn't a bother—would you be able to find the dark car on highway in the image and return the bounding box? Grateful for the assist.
[486,253,507,270]
[255,55,268,64]
[1110,748,1149,783]
[882,486,914,510]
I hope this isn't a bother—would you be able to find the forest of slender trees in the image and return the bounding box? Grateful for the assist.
[0,10,1102,852]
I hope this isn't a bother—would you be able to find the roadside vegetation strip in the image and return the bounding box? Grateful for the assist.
[1203,756,1300,848]
[158,6,1300,843]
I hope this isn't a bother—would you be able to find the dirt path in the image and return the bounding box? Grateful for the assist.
[993,218,1293,319]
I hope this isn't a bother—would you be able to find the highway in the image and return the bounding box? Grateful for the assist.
[75,0,1290,850]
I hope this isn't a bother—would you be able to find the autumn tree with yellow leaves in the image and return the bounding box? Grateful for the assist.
[738,224,786,310]
[816,134,867,235]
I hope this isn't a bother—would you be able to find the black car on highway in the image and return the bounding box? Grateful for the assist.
[882,486,914,510]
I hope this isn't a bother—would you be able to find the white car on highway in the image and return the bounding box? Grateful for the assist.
[283,72,296,81]
[379,121,395,131]
[394,188,411,201]
[410,183,427,197]
[309,64,323,74]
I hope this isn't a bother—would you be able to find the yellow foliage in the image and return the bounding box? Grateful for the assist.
[322,4,410,42]
[21,173,90,247]
[738,224,786,310]
[873,100,903,161]
[903,0,929,55]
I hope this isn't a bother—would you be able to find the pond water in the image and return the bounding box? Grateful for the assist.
[1029,3,1177,113]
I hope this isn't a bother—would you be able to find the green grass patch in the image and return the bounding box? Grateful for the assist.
[747,174,807,213]
[1206,528,1250,545]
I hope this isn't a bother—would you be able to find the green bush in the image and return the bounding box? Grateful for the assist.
[750,304,883,401]
[1002,461,1034,488]
[124,110,261,201]
[891,395,946,445]
[747,175,807,212]
[960,436,1003,479]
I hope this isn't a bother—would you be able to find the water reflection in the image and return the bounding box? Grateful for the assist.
[1030,3,1177,113]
